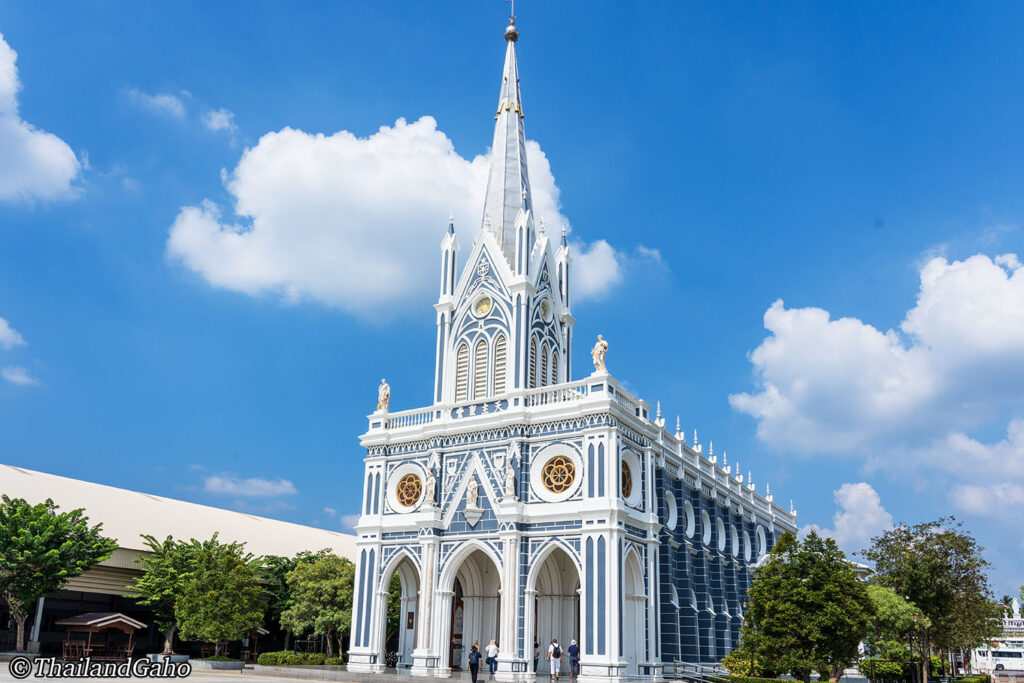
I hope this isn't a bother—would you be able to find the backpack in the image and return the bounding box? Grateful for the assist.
[552,645,561,659]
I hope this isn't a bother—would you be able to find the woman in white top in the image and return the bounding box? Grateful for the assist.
[485,640,499,675]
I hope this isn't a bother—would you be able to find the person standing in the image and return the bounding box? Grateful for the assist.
[534,641,540,672]
[486,640,499,677]
[547,639,562,681]
[568,639,580,678]
[468,641,482,683]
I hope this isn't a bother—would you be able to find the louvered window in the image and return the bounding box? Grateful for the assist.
[540,343,549,388]
[529,338,538,389]
[455,343,469,402]
[494,335,507,395]
[551,349,558,385]
[473,338,488,399]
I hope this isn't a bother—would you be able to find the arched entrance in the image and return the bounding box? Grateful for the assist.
[440,547,501,671]
[622,551,645,675]
[377,554,420,668]
[527,545,581,675]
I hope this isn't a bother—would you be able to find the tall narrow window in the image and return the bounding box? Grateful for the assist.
[493,335,507,395]
[540,342,549,388]
[551,348,559,385]
[455,343,469,402]
[529,337,538,389]
[473,338,488,399]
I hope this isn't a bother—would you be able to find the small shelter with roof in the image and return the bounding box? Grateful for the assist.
[55,612,146,661]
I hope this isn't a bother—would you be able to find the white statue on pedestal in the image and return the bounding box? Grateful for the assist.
[591,335,608,373]
[504,461,516,499]
[376,378,390,412]
[424,471,436,507]
[466,477,479,509]
[1013,597,1021,620]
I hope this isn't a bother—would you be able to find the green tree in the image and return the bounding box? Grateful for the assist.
[862,517,1001,681]
[280,552,354,657]
[174,536,264,657]
[258,552,314,651]
[126,535,202,654]
[864,585,929,664]
[741,531,874,683]
[0,496,118,652]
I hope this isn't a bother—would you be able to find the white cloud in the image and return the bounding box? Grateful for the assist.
[340,513,361,531]
[202,108,236,134]
[0,316,25,349]
[572,239,623,300]
[203,474,297,497]
[802,482,893,554]
[128,88,186,118]
[0,33,80,202]
[2,365,38,386]
[950,482,1024,518]
[731,253,1024,455]
[322,506,337,518]
[167,116,629,318]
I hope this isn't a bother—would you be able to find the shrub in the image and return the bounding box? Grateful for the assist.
[858,658,905,682]
[284,653,303,665]
[325,657,343,666]
[257,651,293,666]
[303,653,326,665]
[729,676,791,683]
[958,676,991,683]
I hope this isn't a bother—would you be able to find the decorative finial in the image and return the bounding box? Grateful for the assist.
[675,415,681,435]
[448,212,455,234]
[709,440,714,457]
[722,452,727,470]
[560,223,568,247]
[656,401,661,419]
[766,482,771,497]
[748,470,753,487]
[790,499,795,515]
[539,216,546,234]
[484,211,492,229]
[693,429,698,446]
[505,20,519,42]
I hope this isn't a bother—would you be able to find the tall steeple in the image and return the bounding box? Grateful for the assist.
[481,18,535,270]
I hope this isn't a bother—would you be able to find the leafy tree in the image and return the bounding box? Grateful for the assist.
[862,517,1002,681]
[174,536,264,657]
[720,647,764,677]
[258,552,317,651]
[858,657,905,683]
[384,574,403,650]
[280,552,354,657]
[741,531,874,683]
[0,496,118,652]
[127,535,202,654]
[864,585,929,664]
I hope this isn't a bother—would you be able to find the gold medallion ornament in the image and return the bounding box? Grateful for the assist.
[541,455,575,494]
[621,460,632,498]
[475,296,493,316]
[396,473,423,508]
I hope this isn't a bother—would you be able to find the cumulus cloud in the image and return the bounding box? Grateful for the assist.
[167,116,629,317]
[202,107,236,133]
[0,316,25,349]
[204,474,297,497]
[0,33,80,202]
[2,365,38,386]
[340,513,361,531]
[802,482,893,554]
[731,253,1024,455]
[127,88,186,118]
[950,482,1024,518]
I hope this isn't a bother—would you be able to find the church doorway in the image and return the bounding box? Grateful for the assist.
[444,548,501,670]
[378,555,419,668]
[622,551,645,675]
[527,545,581,676]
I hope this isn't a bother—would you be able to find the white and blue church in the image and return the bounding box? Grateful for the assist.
[347,17,798,682]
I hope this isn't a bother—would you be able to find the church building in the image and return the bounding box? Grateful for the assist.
[347,17,798,682]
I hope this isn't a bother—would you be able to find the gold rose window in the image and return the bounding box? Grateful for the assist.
[396,473,423,508]
[541,455,575,494]
[621,461,633,498]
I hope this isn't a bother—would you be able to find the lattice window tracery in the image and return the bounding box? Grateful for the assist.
[621,460,633,498]
[396,474,422,508]
[541,455,576,494]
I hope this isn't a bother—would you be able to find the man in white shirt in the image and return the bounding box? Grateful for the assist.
[547,639,562,680]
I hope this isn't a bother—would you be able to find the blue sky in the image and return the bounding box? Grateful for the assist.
[0,2,1021,594]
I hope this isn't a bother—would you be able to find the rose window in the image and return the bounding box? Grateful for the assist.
[395,474,423,508]
[621,460,633,498]
[541,456,576,494]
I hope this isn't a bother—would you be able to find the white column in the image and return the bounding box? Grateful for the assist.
[412,538,441,675]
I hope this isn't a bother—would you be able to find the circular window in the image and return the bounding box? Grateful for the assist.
[395,474,422,508]
[684,501,695,538]
[539,299,552,321]
[621,460,632,498]
[474,296,493,317]
[743,530,752,562]
[664,491,678,531]
[716,517,726,552]
[756,525,767,557]
[701,510,712,545]
[542,456,576,494]
[730,524,740,558]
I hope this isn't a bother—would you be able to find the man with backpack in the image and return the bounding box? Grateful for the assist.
[547,639,562,680]
[467,642,483,683]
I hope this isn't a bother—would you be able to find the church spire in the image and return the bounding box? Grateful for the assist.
[481,17,534,270]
